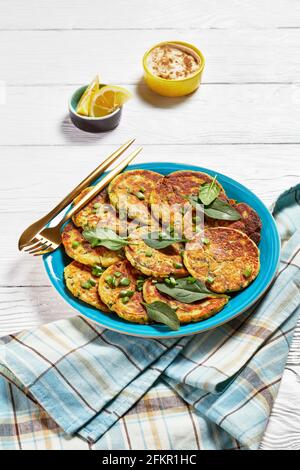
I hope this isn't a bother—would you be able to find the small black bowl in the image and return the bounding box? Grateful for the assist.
[69,85,122,133]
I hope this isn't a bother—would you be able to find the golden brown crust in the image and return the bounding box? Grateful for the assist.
[150,171,226,225]
[98,260,149,324]
[125,226,188,278]
[183,228,260,293]
[143,279,228,323]
[64,261,110,312]
[205,202,262,245]
[61,169,263,328]
[108,169,162,224]
[150,170,225,205]
[72,187,120,231]
[61,222,123,267]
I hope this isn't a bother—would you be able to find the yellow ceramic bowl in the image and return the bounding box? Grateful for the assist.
[143,41,205,97]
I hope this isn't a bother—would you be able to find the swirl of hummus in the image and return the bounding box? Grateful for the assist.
[147,43,201,80]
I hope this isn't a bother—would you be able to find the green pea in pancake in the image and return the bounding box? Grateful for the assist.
[143,279,228,324]
[64,261,109,312]
[108,169,162,223]
[124,226,188,278]
[183,228,260,293]
[205,202,262,245]
[62,222,123,267]
[98,260,149,324]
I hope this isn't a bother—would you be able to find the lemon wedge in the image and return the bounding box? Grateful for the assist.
[76,75,99,116]
[90,85,132,117]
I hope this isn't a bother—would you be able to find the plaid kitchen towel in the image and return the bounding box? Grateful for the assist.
[0,185,300,450]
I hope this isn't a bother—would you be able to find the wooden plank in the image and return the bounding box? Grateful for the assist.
[1,0,300,30]
[1,29,300,85]
[1,144,300,212]
[0,286,75,337]
[1,84,300,146]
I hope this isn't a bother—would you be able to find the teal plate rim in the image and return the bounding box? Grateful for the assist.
[43,162,281,338]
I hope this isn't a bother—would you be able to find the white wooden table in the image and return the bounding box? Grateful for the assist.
[0,0,300,450]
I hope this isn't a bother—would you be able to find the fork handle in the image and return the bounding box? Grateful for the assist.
[59,146,143,227]
[43,138,135,221]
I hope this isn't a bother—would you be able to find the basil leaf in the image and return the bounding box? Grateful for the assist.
[82,227,129,251]
[144,238,187,249]
[156,278,227,303]
[204,199,241,221]
[188,195,203,210]
[143,232,188,250]
[142,301,180,331]
[199,177,220,206]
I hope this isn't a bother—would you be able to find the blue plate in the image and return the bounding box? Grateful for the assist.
[43,162,280,338]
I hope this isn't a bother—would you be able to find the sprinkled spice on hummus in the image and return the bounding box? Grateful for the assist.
[147,43,200,80]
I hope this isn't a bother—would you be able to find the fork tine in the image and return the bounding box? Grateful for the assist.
[24,240,45,252]
[28,242,51,254]
[22,237,40,250]
[33,248,54,257]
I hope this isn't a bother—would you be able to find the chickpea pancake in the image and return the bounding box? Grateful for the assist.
[150,171,226,225]
[72,187,119,231]
[108,169,162,223]
[183,228,260,293]
[143,279,228,323]
[64,261,109,312]
[125,226,188,278]
[205,202,262,245]
[98,260,149,324]
[62,222,123,267]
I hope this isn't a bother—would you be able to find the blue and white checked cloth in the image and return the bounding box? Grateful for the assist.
[0,185,300,450]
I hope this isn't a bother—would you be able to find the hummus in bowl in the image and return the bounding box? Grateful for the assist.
[146,43,201,80]
[143,41,205,97]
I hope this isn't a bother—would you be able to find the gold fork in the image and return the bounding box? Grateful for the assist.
[18,138,135,251]
[22,146,143,257]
